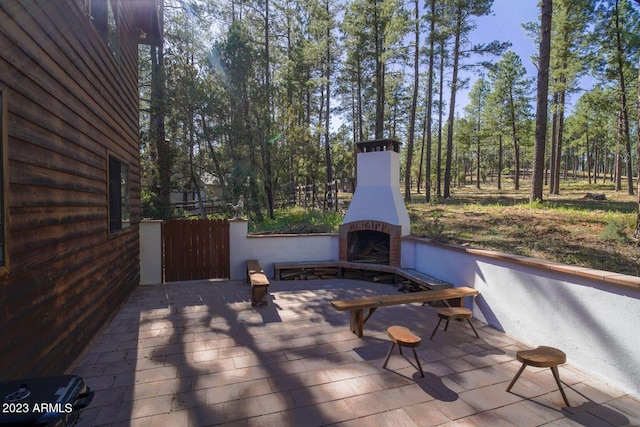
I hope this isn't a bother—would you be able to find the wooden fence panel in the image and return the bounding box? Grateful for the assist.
[163,219,230,282]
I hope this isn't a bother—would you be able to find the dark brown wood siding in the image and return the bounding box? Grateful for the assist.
[0,0,146,379]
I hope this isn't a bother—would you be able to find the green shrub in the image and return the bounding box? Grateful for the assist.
[250,207,344,234]
[528,199,544,210]
[424,212,446,239]
[600,218,628,243]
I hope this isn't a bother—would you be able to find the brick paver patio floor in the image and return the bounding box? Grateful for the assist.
[71,279,640,426]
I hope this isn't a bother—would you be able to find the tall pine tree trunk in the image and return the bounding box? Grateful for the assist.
[423,0,436,203]
[552,85,566,195]
[444,6,462,199]
[374,0,385,139]
[262,0,274,218]
[531,0,552,202]
[549,93,558,194]
[417,115,426,193]
[509,86,520,190]
[404,0,420,202]
[150,2,171,218]
[324,0,333,208]
[586,132,592,184]
[613,0,634,195]
[498,134,503,190]
[511,128,520,190]
[476,132,481,189]
[594,141,599,183]
[357,57,364,142]
[437,38,445,198]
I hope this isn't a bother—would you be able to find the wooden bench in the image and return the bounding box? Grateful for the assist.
[246,260,269,306]
[273,261,338,280]
[395,268,453,290]
[273,261,454,290]
[331,286,479,337]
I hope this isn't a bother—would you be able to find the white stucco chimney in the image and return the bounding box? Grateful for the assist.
[343,139,411,236]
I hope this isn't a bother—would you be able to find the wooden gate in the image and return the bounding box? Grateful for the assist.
[163,219,230,282]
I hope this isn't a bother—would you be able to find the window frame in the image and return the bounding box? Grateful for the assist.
[108,154,131,234]
[90,0,120,61]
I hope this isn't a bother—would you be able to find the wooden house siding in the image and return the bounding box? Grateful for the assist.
[0,0,156,379]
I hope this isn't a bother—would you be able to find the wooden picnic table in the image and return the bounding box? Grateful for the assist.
[331,286,479,337]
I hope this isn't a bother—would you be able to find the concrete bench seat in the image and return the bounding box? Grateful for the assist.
[395,268,453,290]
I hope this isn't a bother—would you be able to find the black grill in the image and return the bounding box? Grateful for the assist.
[0,375,93,426]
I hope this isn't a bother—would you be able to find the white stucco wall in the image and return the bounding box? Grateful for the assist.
[402,237,640,398]
[228,219,339,279]
[139,220,163,285]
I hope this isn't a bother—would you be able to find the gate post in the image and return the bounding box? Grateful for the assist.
[229,218,250,280]
[140,220,163,285]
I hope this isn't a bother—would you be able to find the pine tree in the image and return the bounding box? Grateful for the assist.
[442,0,508,199]
[592,0,640,195]
[489,51,533,190]
[548,0,593,195]
[404,0,421,202]
[463,77,491,189]
[531,0,553,202]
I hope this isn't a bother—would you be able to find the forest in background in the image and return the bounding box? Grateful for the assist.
[137,0,640,234]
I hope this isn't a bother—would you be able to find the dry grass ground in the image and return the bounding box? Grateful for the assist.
[406,179,639,277]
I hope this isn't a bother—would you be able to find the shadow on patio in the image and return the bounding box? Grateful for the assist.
[72,279,640,426]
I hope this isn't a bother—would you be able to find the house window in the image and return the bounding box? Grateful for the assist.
[109,155,130,232]
[91,0,120,60]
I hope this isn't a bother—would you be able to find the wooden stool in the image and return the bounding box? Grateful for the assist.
[429,307,479,340]
[383,326,424,378]
[506,346,570,407]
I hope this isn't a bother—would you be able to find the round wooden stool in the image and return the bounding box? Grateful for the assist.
[429,307,479,340]
[506,346,570,407]
[383,326,424,378]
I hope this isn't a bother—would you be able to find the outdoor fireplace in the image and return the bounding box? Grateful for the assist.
[339,139,410,267]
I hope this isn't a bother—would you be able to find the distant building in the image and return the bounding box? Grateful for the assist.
[170,172,223,217]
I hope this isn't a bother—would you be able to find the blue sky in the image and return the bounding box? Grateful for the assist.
[457,0,541,112]
[472,0,541,76]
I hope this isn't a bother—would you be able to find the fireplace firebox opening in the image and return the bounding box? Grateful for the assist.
[347,230,390,265]
[339,221,402,267]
